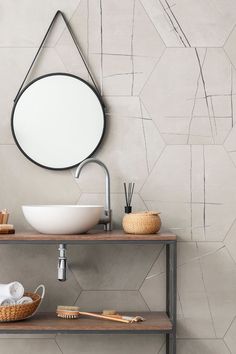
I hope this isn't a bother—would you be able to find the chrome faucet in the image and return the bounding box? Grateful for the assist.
[75,158,112,231]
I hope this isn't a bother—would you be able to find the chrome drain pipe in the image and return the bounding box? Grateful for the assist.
[58,244,67,281]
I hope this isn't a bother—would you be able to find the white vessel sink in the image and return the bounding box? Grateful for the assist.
[22,205,103,234]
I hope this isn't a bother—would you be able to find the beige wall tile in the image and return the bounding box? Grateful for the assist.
[0,0,236,352]
[69,243,161,290]
[177,339,230,354]
[56,334,164,354]
[0,339,61,354]
[224,317,236,354]
[76,290,149,311]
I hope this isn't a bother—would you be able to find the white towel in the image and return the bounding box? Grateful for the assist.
[0,282,24,301]
[0,298,15,306]
[16,296,33,305]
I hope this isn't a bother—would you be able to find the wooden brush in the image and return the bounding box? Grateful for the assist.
[56,306,130,323]
[56,306,145,323]
[57,306,80,319]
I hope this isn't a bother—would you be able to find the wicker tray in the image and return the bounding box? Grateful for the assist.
[0,284,45,322]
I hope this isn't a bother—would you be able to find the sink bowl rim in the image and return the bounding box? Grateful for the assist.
[22,205,104,208]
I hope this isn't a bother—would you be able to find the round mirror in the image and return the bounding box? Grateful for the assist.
[11,73,105,170]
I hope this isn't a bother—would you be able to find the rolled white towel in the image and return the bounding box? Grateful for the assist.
[0,298,16,306]
[16,296,33,305]
[0,282,24,301]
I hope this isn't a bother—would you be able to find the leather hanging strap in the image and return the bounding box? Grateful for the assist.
[14,10,101,102]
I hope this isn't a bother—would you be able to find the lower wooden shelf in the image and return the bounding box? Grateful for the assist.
[0,312,173,334]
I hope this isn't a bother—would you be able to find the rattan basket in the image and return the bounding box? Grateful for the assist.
[0,284,45,322]
[122,211,161,234]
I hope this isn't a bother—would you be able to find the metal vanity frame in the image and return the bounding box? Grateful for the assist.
[0,232,177,354]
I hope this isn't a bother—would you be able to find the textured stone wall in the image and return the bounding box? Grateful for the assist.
[0,0,236,353]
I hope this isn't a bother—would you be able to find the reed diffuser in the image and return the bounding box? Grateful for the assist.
[123,182,135,213]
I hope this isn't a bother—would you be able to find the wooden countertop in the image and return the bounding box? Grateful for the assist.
[0,312,172,333]
[0,230,176,243]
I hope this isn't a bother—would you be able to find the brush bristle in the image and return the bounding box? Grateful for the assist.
[56,306,80,320]
[58,315,78,319]
[57,312,79,319]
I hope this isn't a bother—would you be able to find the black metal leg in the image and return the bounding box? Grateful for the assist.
[166,334,169,353]
[166,242,177,354]
[166,244,170,354]
[166,245,170,316]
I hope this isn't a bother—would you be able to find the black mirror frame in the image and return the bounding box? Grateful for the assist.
[11,72,106,171]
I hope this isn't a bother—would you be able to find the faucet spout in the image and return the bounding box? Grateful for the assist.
[75,158,112,231]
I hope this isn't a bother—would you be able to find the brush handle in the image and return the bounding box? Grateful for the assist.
[103,314,144,322]
[79,311,130,324]
[103,314,132,320]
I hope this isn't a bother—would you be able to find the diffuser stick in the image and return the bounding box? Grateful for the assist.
[123,183,128,206]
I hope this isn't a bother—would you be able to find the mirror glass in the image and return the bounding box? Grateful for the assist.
[11,73,105,170]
